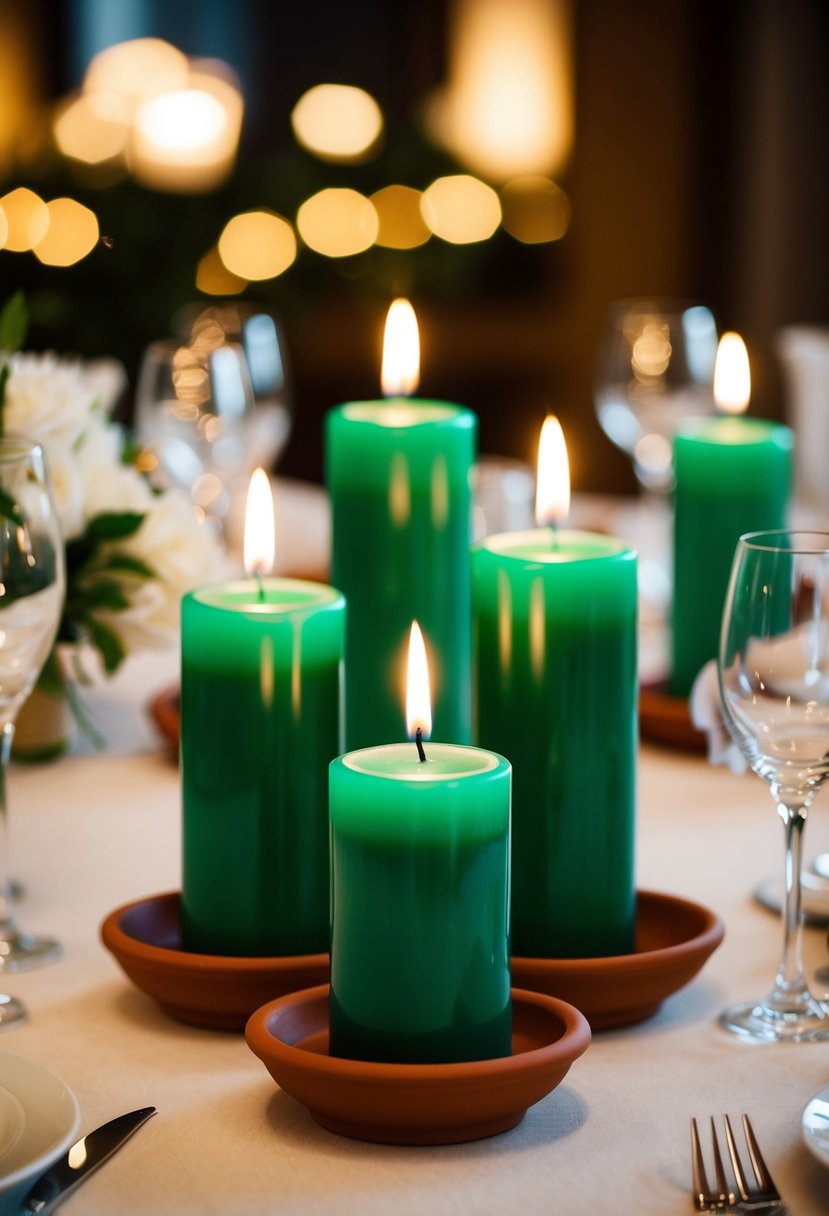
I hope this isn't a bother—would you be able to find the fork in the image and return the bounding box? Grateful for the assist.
[690,1114,790,1213]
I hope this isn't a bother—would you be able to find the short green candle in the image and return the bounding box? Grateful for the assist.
[472,529,638,958]
[326,401,476,749]
[670,417,793,696]
[181,578,345,956]
[329,742,512,1064]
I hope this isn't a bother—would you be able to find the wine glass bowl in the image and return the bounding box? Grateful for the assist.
[718,529,829,1041]
[595,299,718,491]
[135,336,256,533]
[0,438,65,1017]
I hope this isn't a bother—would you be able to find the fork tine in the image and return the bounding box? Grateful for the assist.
[690,1118,711,1208]
[742,1114,780,1198]
[724,1115,750,1201]
[709,1117,733,1206]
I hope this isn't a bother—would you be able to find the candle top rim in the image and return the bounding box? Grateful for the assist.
[189,577,344,614]
[675,415,794,447]
[341,741,506,782]
[334,401,473,429]
[476,528,636,564]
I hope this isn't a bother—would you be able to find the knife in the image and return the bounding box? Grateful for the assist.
[22,1106,156,1214]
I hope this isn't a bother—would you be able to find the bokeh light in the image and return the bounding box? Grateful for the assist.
[371,185,430,250]
[291,84,383,163]
[83,38,188,110]
[196,247,248,296]
[54,92,130,165]
[420,175,501,244]
[0,207,8,249]
[218,210,297,280]
[297,188,379,257]
[500,176,571,243]
[0,187,49,252]
[33,198,99,266]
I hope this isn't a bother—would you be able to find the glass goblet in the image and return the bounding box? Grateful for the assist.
[718,529,829,1040]
[134,337,256,537]
[0,439,65,1014]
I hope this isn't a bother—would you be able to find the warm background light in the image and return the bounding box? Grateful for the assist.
[535,414,570,526]
[381,299,420,396]
[437,0,573,182]
[501,176,571,244]
[128,63,243,193]
[296,188,378,257]
[0,187,49,252]
[244,467,276,577]
[0,207,8,249]
[33,197,99,266]
[291,83,383,163]
[218,210,297,281]
[714,332,751,414]
[371,184,430,249]
[406,620,432,738]
[83,38,188,110]
[195,247,247,296]
[53,92,130,165]
[421,175,501,244]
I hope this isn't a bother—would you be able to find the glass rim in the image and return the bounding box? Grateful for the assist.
[739,528,829,555]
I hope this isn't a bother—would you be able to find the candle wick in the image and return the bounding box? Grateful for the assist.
[415,727,427,763]
[550,522,559,552]
[255,569,266,603]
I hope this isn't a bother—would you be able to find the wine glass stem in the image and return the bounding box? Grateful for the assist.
[773,800,812,1009]
[0,721,14,931]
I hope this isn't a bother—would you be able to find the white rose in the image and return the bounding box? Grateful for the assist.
[43,442,86,540]
[76,421,154,520]
[92,489,228,654]
[5,352,99,451]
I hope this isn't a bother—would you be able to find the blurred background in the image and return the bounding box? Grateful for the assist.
[1,0,828,493]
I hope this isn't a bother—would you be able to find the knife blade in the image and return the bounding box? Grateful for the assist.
[22,1106,156,1214]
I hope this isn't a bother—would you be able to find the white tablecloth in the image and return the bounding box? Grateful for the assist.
[5,652,829,1215]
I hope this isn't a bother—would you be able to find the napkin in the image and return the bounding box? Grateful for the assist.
[689,661,747,775]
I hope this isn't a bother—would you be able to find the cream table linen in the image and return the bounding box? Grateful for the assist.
[3,651,829,1216]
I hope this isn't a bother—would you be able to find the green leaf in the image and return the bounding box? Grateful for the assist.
[0,487,25,527]
[77,579,131,611]
[0,292,28,354]
[83,618,126,674]
[102,553,155,579]
[84,511,146,543]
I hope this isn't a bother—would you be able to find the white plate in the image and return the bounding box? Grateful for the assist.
[803,1085,829,1168]
[0,1087,24,1163]
[0,1052,79,1198]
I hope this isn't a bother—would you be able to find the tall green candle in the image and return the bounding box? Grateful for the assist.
[671,418,793,697]
[329,741,512,1064]
[181,576,345,956]
[327,400,475,750]
[473,529,638,958]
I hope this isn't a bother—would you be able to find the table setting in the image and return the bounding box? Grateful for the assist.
[0,291,828,1213]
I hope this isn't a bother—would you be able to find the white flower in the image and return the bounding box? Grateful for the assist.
[5,352,99,451]
[93,489,228,653]
[690,660,748,775]
[76,421,154,518]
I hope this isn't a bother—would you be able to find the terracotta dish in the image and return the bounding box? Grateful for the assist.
[100,891,329,1031]
[246,985,591,1145]
[639,681,707,751]
[512,889,724,1030]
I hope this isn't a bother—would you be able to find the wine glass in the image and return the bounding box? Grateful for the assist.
[718,529,829,1041]
[134,337,256,537]
[177,303,293,475]
[0,437,65,1023]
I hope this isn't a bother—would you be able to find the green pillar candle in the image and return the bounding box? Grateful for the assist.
[670,417,793,696]
[329,742,512,1064]
[326,400,476,749]
[472,529,638,958]
[181,578,345,956]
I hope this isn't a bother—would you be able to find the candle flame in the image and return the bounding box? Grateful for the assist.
[381,298,420,396]
[244,467,275,576]
[406,620,432,738]
[534,414,570,526]
[713,332,751,415]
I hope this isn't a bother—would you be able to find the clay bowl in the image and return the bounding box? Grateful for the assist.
[246,985,591,1145]
[639,681,707,751]
[148,688,179,753]
[512,889,724,1030]
[101,892,329,1031]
